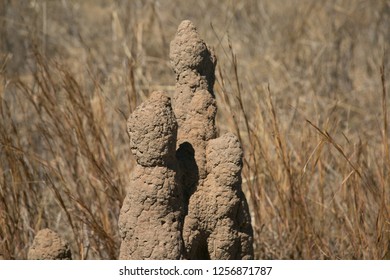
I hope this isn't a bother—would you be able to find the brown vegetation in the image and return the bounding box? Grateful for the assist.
[0,0,389,259]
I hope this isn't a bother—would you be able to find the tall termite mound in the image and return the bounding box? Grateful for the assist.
[118,92,184,259]
[118,20,253,260]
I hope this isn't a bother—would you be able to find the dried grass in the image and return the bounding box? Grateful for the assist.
[0,0,389,259]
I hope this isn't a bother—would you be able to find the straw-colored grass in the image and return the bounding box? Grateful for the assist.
[0,0,389,259]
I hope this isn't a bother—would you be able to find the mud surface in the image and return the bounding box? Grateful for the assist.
[28,229,72,260]
[118,20,253,260]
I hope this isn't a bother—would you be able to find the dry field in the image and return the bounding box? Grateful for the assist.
[0,0,389,259]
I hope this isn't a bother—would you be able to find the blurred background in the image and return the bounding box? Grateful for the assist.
[0,0,389,259]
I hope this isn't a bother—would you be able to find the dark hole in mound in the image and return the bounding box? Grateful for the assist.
[176,142,199,215]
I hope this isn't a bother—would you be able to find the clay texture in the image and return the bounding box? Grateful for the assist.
[118,20,253,260]
[170,20,217,180]
[28,228,72,260]
[118,91,184,259]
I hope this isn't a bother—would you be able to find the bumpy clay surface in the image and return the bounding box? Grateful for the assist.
[119,91,184,259]
[170,20,217,180]
[28,229,72,260]
[169,20,216,94]
[127,91,178,167]
[119,20,253,260]
[205,133,253,259]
